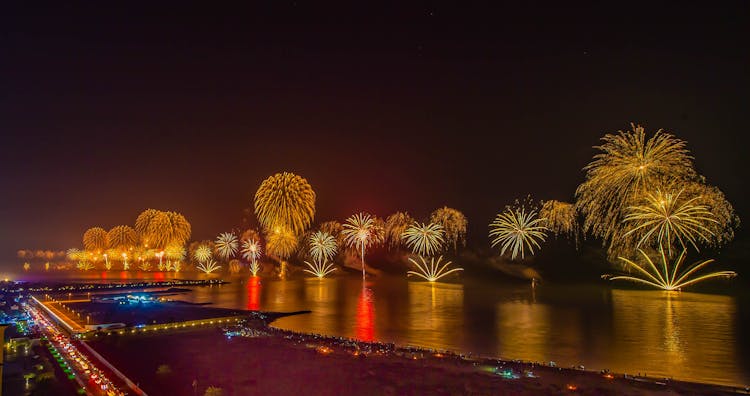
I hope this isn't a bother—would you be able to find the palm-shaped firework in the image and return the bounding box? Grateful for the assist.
[241,239,263,276]
[215,232,239,260]
[342,212,382,279]
[489,207,548,260]
[401,222,445,257]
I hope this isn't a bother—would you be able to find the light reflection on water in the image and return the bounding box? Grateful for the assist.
[6,271,748,386]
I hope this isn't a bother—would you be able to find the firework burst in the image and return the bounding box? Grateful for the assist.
[193,245,212,263]
[539,200,578,240]
[107,226,137,250]
[407,255,464,282]
[266,226,299,260]
[430,207,468,251]
[254,172,316,236]
[83,227,108,252]
[342,212,383,279]
[303,259,337,278]
[385,212,414,249]
[215,232,239,260]
[241,239,263,276]
[309,231,338,264]
[489,206,548,260]
[145,211,192,249]
[402,222,445,257]
[624,188,717,255]
[604,248,736,291]
[575,124,696,257]
[196,259,221,274]
[77,261,95,271]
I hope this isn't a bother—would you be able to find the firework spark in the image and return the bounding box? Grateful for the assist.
[624,188,717,255]
[254,172,316,236]
[196,259,221,274]
[407,255,464,282]
[342,212,383,279]
[575,124,696,257]
[193,245,212,263]
[77,261,95,271]
[430,207,468,251]
[215,232,239,260]
[309,231,338,264]
[605,248,736,290]
[384,212,414,249]
[402,222,445,257]
[489,207,548,260]
[241,239,263,276]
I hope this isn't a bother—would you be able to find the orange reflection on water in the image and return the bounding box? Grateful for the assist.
[356,286,375,341]
[247,276,261,310]
[408,282,464,351]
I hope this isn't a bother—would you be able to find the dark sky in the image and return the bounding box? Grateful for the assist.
[1,2,748,266]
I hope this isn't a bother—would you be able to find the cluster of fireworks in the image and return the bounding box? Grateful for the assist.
[54,124,737,291]
[484,124,738,290]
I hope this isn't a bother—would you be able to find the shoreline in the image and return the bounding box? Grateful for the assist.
[258,311,747,395]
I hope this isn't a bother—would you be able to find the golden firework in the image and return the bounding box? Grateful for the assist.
[407,255,464,282]
[624,188,717,255]
[384,212,414,249]
[309,231,338,264]
[254,172,316,236]
[215,232,239,260]
[402,222,445,257]
[303,259,337,278]
[135,209,161,246]
[107,225,137,250]
[489,207,548,260]
[575,124,696,257]
[196,259,221,274]
[193,245,212,263]
[342,212,383,278]
[429,207,468,251]
[539,200,578,239]
[241,238,263,276]
[83,227,108,252]
[146,211,191,249]
[265,226,299,260]
[605,248,736,291]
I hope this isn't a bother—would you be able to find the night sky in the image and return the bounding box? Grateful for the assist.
[1,3,748,266]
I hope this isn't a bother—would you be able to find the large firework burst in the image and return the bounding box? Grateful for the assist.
[342,212,383,279]
[83,227,108,252]
[309,231,338,264]
[489,207,548,260]
[145,211,192,249]
[265,226,299,260]
[429,207,468,251]
[254,172,316,236]
[193,245,212,263]
[402,222,445,257]
[384,212,415,249]
[539,200,578,240]
[135,209,161,246]
[107,226,137,250]
[575,124,697,256]
[215,232,239,260]
[624,188,717,255]
[604,248,736,291]
[407,255,464,282]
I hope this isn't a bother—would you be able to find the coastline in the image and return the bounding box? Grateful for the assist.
[83,309,747,395]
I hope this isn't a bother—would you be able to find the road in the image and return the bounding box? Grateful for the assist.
[25,301,144,396]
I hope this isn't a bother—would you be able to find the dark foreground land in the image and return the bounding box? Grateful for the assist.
[87,323,742,396]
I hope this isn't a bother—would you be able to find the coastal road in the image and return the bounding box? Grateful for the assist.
[25,301,144,396]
